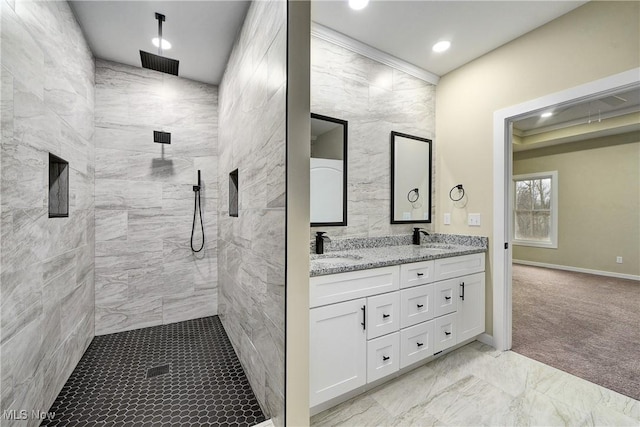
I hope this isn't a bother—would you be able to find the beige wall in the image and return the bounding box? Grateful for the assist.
[435,1,640,335]
[513,135,640,277]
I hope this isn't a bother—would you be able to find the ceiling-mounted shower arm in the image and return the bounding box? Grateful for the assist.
[155,12,165,56]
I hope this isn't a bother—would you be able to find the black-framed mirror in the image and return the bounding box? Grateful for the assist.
[310,113,348,226]
[391,131,432,224]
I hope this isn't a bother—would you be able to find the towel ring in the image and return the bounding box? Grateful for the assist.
[449,184,465,202]
[407,188,420,203]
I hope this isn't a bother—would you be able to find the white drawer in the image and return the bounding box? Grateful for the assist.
[434,253,485,281]
[434,278,458,317]
[367,292,400,340]
[310,266,400,308]
[434,313,457,353]
[400,260,435,289]
[400,284,435,328]
[367,332,400,383]
[400,321,434,368]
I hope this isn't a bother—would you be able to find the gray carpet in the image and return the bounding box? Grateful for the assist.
[512,264,640,401]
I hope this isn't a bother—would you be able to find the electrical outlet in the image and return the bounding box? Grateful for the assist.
[444,213,451,225]
[468,213,481,227]
[616,256,623,264]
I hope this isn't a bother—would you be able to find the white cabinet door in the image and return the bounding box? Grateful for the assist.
[367,292,400,340]
[310,266,399,308]
[457,272,486,342]
[400,320,434,368]
[434,253,485,281]
[400,284,435,328]
[400,260,435,289]
[434,278,458,317]
[434,313,457,353]
[367,332,400,382]
[310,298,367,407]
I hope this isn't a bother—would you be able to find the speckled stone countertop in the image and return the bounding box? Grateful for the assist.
[310,233,487,277]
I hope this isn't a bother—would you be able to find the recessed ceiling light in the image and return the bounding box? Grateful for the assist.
[541,112,553,118]
[432,41,451,53]
[431,40,451,52]
[349,0,369,10]
[152,37,172,50]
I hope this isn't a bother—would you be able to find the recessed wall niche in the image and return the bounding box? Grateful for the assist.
[49,153,69,218]
[229,169,238,217]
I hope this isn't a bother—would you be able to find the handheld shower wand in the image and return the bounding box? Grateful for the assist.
[191,170,205,252]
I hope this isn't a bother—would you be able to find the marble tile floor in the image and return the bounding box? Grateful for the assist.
[311,341,640,426]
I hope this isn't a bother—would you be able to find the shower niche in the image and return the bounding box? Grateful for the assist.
[49,153,69,218]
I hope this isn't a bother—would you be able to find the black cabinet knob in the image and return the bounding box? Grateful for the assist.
[382,313,390,319]
[417,342,424,347]
[383,356,390,361]
[445,296,451,300]
[445,331,451,336]
[417,272,424,277]
[417,304,424,309]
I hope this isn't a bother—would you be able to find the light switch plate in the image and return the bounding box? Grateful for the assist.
[468,213,481,226]
[444,213,451,225]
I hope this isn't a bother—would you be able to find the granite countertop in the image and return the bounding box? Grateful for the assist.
[310,233,488,277]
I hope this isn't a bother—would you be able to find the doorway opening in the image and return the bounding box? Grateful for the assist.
[491,68,640,358]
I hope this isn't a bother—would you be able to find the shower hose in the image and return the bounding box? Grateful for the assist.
[191,186,205,252]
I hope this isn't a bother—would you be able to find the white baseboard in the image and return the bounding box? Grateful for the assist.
[477,333,494,348]
[513,259,640,281]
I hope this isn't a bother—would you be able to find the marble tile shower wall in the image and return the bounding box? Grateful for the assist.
[217,0,286,425]
[0,1,95,424]
[311,37,436,238]
[94,60,218,335]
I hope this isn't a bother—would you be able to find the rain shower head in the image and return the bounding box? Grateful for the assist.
[140,51,179,76]
[140,12,179,76]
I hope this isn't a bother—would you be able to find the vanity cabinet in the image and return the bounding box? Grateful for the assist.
[456,272,485,342]
[309,298,367,407]
[310,252,485,410]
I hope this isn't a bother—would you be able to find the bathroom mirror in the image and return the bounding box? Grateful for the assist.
[310,113,348,226]
[391,131,432,223]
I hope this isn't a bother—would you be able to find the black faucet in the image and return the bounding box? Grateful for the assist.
[413,227,429,245]
[315,231,331,254]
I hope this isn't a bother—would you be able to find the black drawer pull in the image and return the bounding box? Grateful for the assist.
[460,282,465,301]
[382,356,390,361]
[417,342,424,347]
[417,272,424,277]
[445,331,451,336]
[445,296,451,300]
[382,313,390,319]
[361,305,366,330]
[417,304,424,309]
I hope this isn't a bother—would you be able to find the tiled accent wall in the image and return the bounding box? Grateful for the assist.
[217,0,286,424]
[94,60,218,335]
[0,0,95,424]
[311,37,436,238]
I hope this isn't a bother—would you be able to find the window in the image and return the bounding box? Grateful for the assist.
[512,171,558,248]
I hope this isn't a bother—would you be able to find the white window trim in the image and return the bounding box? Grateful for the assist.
[511,170,558,249]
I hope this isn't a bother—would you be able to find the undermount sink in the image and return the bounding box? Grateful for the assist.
[311,255,362,264]
[421,244,458,250]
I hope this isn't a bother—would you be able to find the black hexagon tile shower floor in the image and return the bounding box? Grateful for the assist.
[42,316,266,426]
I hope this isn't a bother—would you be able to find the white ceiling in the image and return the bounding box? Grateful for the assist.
[69,1,250,85]
[311,0,587,77]
[70,0,588,85]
